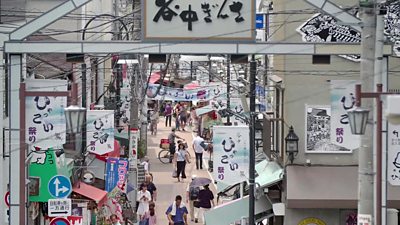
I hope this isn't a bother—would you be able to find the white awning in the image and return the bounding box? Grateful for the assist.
[204,195,272,225]
[195,105,215,116]
[255,160,284,189]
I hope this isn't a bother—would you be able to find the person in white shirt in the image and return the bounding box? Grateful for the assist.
[110,214,122,225]
[192,135,205,170]
[137,183,152,220]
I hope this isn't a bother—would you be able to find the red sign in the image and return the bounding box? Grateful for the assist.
[50,217,70,225]
[4,191,9,207]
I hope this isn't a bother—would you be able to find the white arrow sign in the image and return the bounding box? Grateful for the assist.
[53,178,69,197]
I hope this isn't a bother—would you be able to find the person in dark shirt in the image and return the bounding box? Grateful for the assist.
[144,174,157,202]
[196,184,214,223]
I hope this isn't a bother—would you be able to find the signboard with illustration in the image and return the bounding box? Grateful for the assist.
[298,217,326,225]
[330,80,359,152]
[25,79,68,149]
[86,110,114,155]
[143,0,255,41]
[305,105,346,153]
[119,88,131,129]
[146,83,225,101]
[297,2,400,60]
[213,126,249,186]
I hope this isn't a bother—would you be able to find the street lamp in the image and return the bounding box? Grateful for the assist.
[347,107,370,135]
[64,105,86,134]
[285,126,299,164]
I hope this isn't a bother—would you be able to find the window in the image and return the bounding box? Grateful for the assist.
[312,55,331,64]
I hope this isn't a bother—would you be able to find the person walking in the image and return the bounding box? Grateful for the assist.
[137,183,152,220]
[192,135,206,170]
[141,201,157,225]
[195,184,215,224]
[174,142,190,182]
[186,175,200,222]
[144,174,157,202]
[179,106,188,131]
[166,195,189,225]
[168,128,184,163]
[164,103,172,127]
[150,109,159,135]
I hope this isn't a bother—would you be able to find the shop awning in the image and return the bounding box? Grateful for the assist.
[73,182,107,207]
[204,195,272,225]
[286,166,400,209]
[255,160,284,189]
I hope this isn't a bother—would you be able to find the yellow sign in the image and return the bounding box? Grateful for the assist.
[298,218,326,225]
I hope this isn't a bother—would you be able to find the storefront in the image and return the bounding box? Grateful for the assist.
[285,166,400,224]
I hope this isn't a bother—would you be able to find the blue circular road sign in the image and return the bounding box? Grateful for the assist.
[48,175,72,199]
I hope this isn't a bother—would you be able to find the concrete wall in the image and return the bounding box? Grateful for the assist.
[271,0,400,165]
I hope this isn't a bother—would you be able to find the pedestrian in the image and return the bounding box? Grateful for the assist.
[166,195,189,225]
[141,201,157,225]
[164,103,172,127]
[174,103,181,130]
[186,175,200,222]
[195,184,215,224]
[174,142,190,182]
[137,183,152,220]
[168,128,184,163]
[144,174,157,202]
[179,106,188,131]
[110,214,122,225]
[192,134,206,170]
[150,109,159,135]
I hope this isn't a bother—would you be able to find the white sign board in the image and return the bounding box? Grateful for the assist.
[143,0,255,41]
[358,214,372,225]
[388,123,400,185]
[129,128,139,169]
[48,198,72,217]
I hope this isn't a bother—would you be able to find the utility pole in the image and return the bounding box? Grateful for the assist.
[226,55,231,126]
[358,0,376,223]
[249,55,256,225]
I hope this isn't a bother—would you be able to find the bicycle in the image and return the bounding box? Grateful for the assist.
[158,140,192,164]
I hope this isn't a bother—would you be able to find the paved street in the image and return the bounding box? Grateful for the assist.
[146,117,216,225]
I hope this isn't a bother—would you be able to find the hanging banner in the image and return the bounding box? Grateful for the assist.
[213,126,249,186]
[105,157,129,192]
[146,83,225,101]
[119,88,131,129]
[388,123,400,185]
[330,80,359,151]
[86,110,114,155]
[128,129,139,169]
[25,79,68,149]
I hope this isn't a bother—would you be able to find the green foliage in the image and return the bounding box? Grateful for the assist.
[138,139,147,159]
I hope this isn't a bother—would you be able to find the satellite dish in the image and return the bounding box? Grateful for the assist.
[82,171,95,184]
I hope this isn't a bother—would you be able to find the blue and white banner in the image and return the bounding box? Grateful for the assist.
[105,157,129,192]
[86,110,114,155]
[25,79,68,149]
[330,80,359,151]
[146,83,225,101]
[213,126,249,187]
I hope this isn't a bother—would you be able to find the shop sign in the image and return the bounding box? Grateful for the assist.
[388,123,400,185]
[25,79,68,149]
[298,217,326,225]
[29,149,59,202]
[119,88,131,129]
[143,0,255,41]
[129,128,139,169]
[86,110,115,155]
[357,214,371,225]
[330,80,359,151]
[146,83,225,101]
[213,126,249,186]
[105,158,129,192]
[48,198,72,217]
